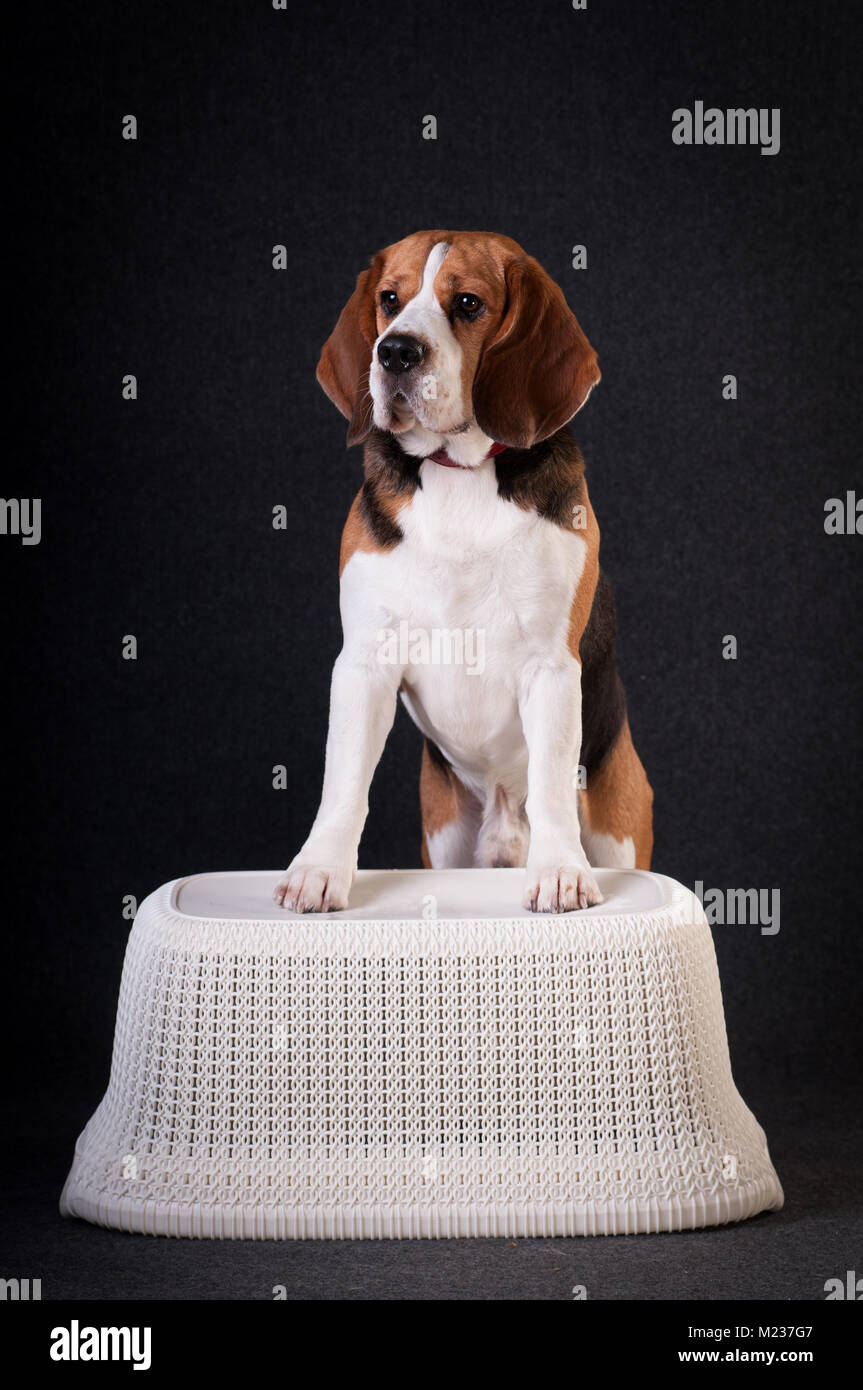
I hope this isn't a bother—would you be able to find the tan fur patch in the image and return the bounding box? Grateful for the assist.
[580,719,654,869]
[432,238,513,408]
[419,740,480,861]
[338,490,382,576]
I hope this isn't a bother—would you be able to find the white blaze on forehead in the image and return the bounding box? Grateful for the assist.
[371,239,472,436]
[389,241,464,426]
[390,240,451,333]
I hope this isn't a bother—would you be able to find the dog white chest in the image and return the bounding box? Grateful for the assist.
[340,460,587,799]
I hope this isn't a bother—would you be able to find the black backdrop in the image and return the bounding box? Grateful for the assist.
[6,0,862,1192]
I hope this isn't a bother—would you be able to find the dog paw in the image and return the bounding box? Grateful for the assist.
[273,863,353,913]
[522,864,603,914]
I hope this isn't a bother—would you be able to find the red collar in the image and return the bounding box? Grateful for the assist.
[427,441,508,470]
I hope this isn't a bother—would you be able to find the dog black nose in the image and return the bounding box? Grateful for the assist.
[377,335,425,374]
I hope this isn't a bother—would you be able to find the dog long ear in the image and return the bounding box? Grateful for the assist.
[472,256,600,449]
[316,253,384,446]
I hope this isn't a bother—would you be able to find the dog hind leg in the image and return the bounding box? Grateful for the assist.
[578,718,653,870]
[419,739,483,868]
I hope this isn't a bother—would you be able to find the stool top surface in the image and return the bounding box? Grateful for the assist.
[173,868,672,923]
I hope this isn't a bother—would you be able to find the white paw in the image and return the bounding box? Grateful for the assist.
[522,864,603,913]
[273,863,353,913]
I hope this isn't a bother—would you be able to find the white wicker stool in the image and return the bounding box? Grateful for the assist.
[60,868,783,1239]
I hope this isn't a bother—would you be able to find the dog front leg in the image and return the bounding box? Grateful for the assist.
[274,650,400,912]
[518,657,603,913]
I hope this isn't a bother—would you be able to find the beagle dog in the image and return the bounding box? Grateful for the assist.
[275,230,653,914]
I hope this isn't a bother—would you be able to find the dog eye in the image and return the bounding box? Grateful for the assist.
[454,293,483,320]
[380,291,399,315]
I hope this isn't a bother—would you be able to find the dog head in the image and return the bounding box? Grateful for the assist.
[316,230,600,451]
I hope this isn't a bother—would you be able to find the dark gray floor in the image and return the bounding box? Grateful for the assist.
[4,1086,860,1301]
